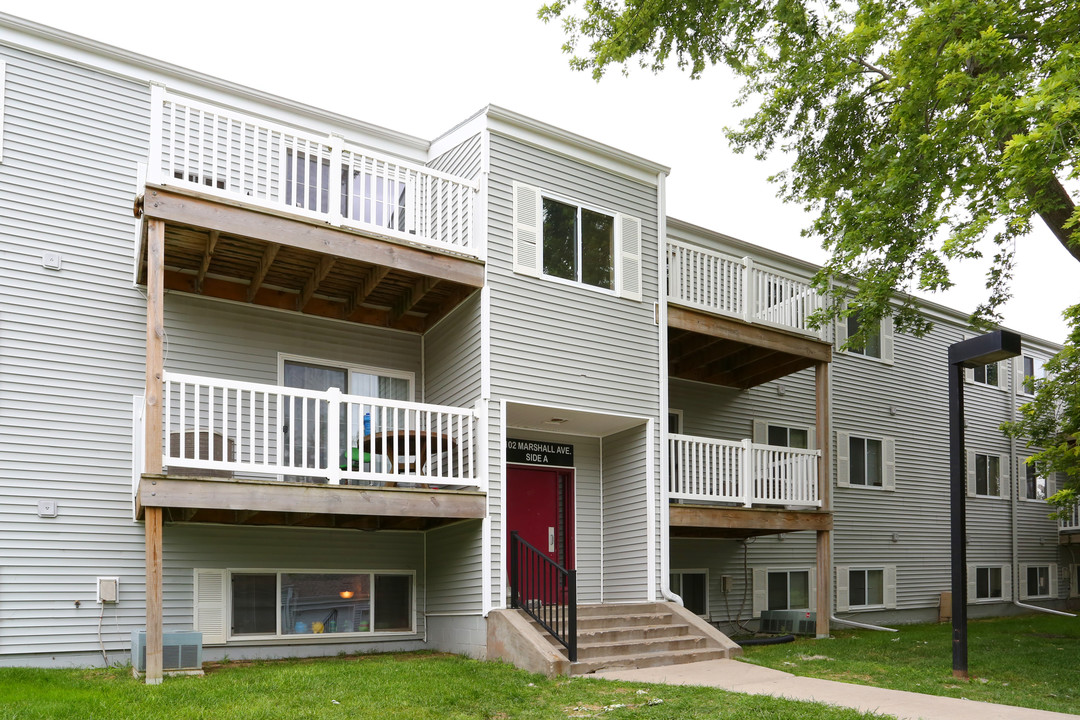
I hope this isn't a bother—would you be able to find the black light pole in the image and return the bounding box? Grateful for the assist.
[947,330,1021,679]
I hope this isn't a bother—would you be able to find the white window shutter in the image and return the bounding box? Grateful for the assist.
[808,568,817,612]
[966,450,976,498]
[194,569,228,645]
[884,566,898,609]
[1050,564,1058,599]
[997,360,1009,391]
[835,312,848,348]
[752,419,768,444]
[880,316,894,365]
[1015,359,1026,396]
[1048,472,1057,497]
[999,453,1010,499]
[836,431,850,487]
[616,213,643,301]
[512,182,542,277]
[964,367,974,384]
[752,568,767,617]
[1001,564,1012,602]
[835,566,850,612]
[967,564,977,603]
[883,438,896,491]
[806,426,817,450]
[1019,564,1030,600]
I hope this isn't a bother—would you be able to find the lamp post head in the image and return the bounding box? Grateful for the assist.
[948,330,1022,367]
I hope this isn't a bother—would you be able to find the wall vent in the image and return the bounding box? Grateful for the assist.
[131,630,203,672]
[759,610,816,635]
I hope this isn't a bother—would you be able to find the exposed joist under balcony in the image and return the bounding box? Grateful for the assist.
[669,503,832,538]
[136,187,484,333]
[668,306,832,388]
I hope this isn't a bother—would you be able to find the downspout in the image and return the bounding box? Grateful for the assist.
[1010,358,1076,618]
[830,615,898,632]
[655,172,682,607]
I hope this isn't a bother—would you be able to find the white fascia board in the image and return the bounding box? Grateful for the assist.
[485,104,670,186]
[0,12,431,162]
[428,108,489,162]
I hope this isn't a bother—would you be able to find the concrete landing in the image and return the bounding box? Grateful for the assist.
[594,658,1079,720]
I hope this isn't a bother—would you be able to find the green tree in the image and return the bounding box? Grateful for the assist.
[541,0,1080,492]
[540,0,1080,337]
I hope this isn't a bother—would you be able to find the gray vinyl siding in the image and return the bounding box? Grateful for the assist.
[0,45,151,658]
[485,132,662,606]
[163,525,426,637]
[423,292,482,408]
[163,293,422,385]
[602,425,652,603]
[427,133,482,181]
[425,520,484,614]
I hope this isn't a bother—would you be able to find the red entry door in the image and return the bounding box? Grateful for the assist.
[506,466,574,603]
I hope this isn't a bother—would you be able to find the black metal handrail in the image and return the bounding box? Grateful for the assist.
[508,530,577,662]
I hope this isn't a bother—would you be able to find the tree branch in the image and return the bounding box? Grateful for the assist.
[852,56,893,81]
[1030,174,1080,264]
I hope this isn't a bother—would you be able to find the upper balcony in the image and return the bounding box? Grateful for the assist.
[136,88,484,333]
[666,240,831,388]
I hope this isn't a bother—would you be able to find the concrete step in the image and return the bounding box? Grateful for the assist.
[577,612,674,630]
[576,634,708,660]
[571,647,730,675]
[575,623,693,645]
[575,603,668,618]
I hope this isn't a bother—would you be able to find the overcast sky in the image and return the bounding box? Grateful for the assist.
[2,0,1074,344]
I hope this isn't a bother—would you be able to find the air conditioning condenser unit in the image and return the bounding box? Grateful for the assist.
[131,630,203,674]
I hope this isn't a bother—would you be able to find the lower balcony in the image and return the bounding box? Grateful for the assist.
[1061,504,1080,540]
[668,434,830,538]
[134,372,486,530]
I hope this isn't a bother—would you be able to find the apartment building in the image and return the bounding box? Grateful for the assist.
[0,12,1070,681]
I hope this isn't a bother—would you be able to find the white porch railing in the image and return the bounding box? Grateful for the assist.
[668,434,821,507]
[667,240,825,338]
[157,372,480,488]
[147,88,479,257]
[1060,504,1080,533]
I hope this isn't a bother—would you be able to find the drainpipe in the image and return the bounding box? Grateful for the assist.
[655,172,682,608]
[830,615,898,632]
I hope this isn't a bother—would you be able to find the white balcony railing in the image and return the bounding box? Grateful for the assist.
[1060,504,1080,533]
[156,372,480,489]
[668,434,821,507]
[147,88,479,257]
[667,240,825,338]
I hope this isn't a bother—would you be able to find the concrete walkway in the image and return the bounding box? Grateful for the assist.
[594,659,1080,720]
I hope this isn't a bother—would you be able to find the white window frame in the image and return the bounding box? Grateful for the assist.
[214,568,418,642]
[277,353,415,399]
[1019,564,1056,600]
[752,567,816,616]
[967,564,1011,603]
[753,419,815,449]
[835,306,894,365]
[1016,354,1047,397]
[511,181,642,301]
[967,451,1008,499]
[1021,455,1053,502]
[835,431,895,491]
[670,568,709,618]
[668,409,684,435]
[835,565,897,611]
[964,356,1009,391]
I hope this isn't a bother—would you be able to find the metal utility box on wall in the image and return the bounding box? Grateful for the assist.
[131,630,203,673]
[760,610,817,635]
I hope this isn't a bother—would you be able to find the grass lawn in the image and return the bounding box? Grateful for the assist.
[0,651,890,720]
[740,612,1080,715]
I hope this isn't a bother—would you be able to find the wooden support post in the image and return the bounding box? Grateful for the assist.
[815,361,831,638]
[144,218,165,684]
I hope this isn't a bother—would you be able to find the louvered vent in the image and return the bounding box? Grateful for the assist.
[131,630,203,672]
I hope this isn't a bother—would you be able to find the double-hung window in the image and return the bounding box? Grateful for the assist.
[845,312,882,358]
[968,452,1007,498]
[767,570,810,611]
[835,565,896,611]
[836,307,893,363]
[972,362,999,386]
[512,182,642,300]
[1024,566,1051,599]
[1017,355,1046,396]
[1025,460,1048,501]
[767,424,809,449]
[976,566,1002,601]
[836,431,895,490]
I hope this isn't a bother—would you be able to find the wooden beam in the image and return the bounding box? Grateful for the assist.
[669,503,833,533]
[390,277,438,326]
[344,266,390,317]
[144,506,163,684]
[195,230,219,293]
[138,475,487,520]
[297,255,336,311]
[142,188,485,288]
[247,243,280,302]
[815,361,831,638]
[145,219,165,477]
[729,355,817,388]
[668,305,832,363]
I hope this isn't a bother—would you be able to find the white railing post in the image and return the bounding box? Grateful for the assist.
[325,387,342,485]
[147,84,166,186]
[741,438,753,507]
[327,134,344,228]
[741,256,754,323]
